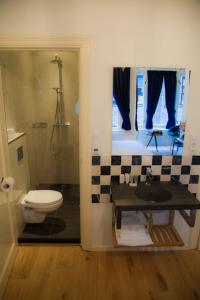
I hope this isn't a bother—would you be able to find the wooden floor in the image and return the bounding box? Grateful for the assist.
[3,245,200,300]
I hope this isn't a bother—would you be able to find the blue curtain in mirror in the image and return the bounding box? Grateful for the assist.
[164,71,177,129]
[146,71,163,129]
[113,67,131,130]
[146,70,177,129]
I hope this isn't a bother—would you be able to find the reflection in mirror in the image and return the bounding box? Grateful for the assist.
[112,67,190,156]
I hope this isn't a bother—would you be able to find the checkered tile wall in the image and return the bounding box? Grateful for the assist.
[91,155,200,203]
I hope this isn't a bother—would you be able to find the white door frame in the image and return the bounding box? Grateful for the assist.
[0,36,92,249]
[0,66,17,297]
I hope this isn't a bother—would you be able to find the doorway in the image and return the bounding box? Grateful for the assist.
[0,37,91,247]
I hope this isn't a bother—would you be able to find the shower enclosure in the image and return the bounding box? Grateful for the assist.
[0,50,80,243]
[50,54,70,155]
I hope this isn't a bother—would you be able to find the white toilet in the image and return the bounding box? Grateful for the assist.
[21,190,63,223]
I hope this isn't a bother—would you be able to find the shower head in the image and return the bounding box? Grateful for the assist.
[51,55,62,66]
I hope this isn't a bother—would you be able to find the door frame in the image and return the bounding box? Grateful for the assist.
[0,36,92,249]
[0,65,17,297]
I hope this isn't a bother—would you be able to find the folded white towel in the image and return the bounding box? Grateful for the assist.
[115,227,153,246]
[118,228,147,237]
[115,212,153,246]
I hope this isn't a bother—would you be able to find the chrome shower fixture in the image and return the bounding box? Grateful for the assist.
[52,87,63,94]
[51,54,62,67]
[50,54,69,155]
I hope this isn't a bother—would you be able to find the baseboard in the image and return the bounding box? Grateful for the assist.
[0,243,17,300]
[83,244,191,252]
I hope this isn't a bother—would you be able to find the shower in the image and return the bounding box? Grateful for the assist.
[50,54,70,155]
[1,50,80,244]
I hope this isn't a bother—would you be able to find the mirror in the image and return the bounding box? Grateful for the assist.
[112,67,190,156]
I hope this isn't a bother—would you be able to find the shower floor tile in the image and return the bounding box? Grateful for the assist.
[18,184,80,244]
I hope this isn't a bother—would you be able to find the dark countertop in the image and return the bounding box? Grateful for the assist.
[112,181,200,211]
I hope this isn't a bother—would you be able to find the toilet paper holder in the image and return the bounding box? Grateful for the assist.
[1,177,15,192]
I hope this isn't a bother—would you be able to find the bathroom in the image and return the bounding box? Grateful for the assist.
[0,0,200,299]
[1,49,199,248]
[0,50,80,243]
[0,2,199,253]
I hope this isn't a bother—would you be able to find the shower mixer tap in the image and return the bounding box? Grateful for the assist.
[52,87,63,94]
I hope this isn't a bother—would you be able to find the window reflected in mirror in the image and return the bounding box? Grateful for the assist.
[112,67,190,156]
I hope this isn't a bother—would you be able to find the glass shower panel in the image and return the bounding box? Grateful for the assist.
[31,51,79,188]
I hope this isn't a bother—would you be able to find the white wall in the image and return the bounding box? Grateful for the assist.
[0,0,200,248]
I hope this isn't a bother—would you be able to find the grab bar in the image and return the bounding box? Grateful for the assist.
[32,122,48,128]
[53,122,70,127]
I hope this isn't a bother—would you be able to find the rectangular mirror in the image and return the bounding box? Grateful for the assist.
[112,67,190,156]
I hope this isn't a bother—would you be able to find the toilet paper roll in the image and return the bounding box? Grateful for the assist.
[1,177,15,192]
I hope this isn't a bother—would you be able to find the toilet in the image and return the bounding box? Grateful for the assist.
[21,190,63,223]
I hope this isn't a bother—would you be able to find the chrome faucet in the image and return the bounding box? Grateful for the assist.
[145,167,153,185]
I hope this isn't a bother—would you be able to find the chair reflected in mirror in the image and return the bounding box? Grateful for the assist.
[168,124,185,155]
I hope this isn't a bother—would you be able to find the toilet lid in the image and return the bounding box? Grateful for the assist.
[24,190,63,206]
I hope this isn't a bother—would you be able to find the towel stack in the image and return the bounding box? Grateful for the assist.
[115,212,153,246]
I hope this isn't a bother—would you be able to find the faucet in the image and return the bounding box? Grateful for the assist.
[145,167,153,185]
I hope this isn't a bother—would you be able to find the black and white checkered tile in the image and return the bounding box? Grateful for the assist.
[91,155,200,203]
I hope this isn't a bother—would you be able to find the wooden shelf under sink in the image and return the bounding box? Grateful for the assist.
[113,211,184,248]
[149,224,184,247]
[113,224,184,248]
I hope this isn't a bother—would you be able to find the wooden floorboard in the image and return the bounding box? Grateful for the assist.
[3,245,200,300]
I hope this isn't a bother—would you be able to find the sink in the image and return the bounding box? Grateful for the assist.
[135,183,172,203]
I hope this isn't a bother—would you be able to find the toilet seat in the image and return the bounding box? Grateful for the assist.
[23,190,63,206]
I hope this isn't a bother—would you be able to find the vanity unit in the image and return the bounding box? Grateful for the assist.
[112,181,200,247]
